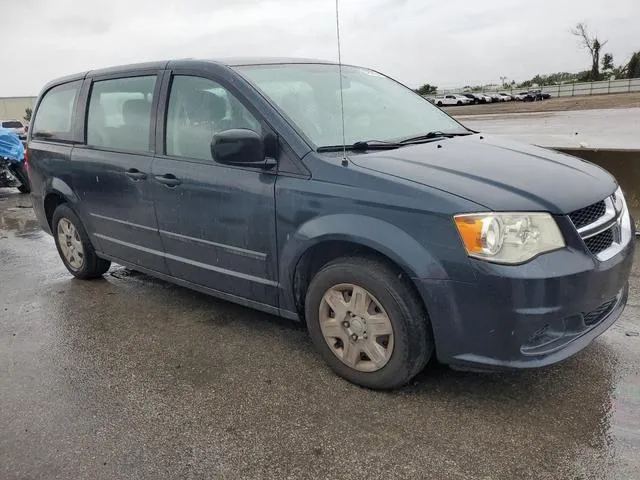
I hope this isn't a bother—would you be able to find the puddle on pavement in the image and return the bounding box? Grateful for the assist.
[0,188,40,236]
[0,214,39,234]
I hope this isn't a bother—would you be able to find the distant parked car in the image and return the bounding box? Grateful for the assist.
[514,91,541,102]
[462,93,480,104]
[486,92,504,102]
[477,93,493,103]
[434,94,472,106]
[462,93,492,104]
[1,120,27,139]
[498,92,515,101]
[532,89,551,100]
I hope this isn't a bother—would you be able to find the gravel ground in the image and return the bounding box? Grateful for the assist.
[1,189,639,480]
[444,92,640,116]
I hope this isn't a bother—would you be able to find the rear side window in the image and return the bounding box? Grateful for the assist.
[32,81,81,141]
[87,75,156,153]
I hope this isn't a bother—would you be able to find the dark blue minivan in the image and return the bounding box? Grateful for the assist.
[27,59,635,388]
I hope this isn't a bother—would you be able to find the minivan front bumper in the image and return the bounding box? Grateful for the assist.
[416,229,636,371]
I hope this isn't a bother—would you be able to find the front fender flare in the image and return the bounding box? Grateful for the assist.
[279,214,448,314]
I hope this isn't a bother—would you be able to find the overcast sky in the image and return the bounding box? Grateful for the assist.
[1,0,639,96]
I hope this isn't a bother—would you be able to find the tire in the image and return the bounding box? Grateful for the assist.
[437,101,443,107]
[456,101,462,106]
[304,256,433,389]
[17,184,30,194]
[52,204,111,279]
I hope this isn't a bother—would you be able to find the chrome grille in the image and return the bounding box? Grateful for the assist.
[568,201,606,229]
[582,298,616,326]
[569,188,631,261]
[584,228,615,255]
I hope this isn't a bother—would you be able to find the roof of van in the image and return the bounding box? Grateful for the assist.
[40,57,338,92]
[213,57,336,66]
[87,57,336,76]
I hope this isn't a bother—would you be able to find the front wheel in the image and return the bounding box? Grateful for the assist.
[457,101,462,106]
[305,256,433,389]
[437,101,443,107]
[52,204,111,279]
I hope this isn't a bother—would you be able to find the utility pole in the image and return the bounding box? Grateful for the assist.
[500,76,508,88]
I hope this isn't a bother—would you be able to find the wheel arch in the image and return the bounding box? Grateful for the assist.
[279,214,446,318]
[43,177,80,230]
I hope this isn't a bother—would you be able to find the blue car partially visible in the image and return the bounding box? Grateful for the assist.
[0,127,30,193]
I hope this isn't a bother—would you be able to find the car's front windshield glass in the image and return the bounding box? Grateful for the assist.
[235,63,468,148]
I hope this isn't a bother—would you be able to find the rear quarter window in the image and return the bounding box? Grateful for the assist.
[32,81,81,141]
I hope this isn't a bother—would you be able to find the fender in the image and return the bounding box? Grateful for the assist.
[278,213,448,316]
[46,176,80,205]
[38,176,83,235]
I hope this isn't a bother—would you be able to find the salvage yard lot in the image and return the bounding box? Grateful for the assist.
[445,92,640,116]
[1,189,640,479]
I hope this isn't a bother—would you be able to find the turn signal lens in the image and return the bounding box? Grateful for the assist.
[454,216,483,254]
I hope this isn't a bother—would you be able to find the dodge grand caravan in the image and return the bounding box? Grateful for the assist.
[27,59,635,389]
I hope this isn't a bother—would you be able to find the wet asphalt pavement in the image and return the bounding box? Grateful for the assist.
[457,107,640,150]
[1,188,639,480]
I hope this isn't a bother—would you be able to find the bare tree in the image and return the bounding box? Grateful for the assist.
[571,23,608,81]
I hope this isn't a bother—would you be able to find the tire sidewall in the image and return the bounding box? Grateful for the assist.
[52,204,98,278]
[305,262,427,389]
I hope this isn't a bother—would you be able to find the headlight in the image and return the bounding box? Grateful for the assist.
[454,212,565,264]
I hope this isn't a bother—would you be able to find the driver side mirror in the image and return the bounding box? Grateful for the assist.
[211,129,267,166]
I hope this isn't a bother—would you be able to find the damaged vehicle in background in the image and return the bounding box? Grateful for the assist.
[1,120,27,140]
[0,127,30,193]
[27,59,635,389]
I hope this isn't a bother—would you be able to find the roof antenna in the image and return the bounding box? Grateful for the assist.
[335,0,348,166]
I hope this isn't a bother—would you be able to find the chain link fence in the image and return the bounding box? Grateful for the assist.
[441,78,640,97]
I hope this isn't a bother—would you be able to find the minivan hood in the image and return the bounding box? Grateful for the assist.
[349,135,616,213]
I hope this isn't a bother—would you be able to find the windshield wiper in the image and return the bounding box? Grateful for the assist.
[399,131,474,143]
[317,140,403,153]
[317,132,474,152]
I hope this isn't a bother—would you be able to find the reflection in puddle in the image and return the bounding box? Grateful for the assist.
[0,190,39,235]
[0,213,40,234]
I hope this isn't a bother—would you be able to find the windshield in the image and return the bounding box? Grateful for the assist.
[235,63,468,148]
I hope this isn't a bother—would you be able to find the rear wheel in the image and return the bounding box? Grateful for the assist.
[305,256,433,389]
[457,101,462,105]
[52,204,111,279]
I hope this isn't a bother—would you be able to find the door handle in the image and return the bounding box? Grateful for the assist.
[125,168,147,181]
[154,173,181,187]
